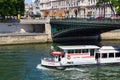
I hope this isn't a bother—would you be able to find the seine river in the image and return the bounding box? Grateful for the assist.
[0,40,120,80]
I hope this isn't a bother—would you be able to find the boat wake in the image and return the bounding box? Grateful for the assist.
[36,64,49,70]
[65,68,86,72]
[36,64,55,70]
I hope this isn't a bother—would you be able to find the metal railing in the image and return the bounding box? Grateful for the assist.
[50,18,120,24]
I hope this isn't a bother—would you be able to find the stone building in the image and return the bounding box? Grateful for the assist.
[40,0,116,19]
[32,0,41,15]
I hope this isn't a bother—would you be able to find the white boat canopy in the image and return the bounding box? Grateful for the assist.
[100,46,120,50]
[98,46,120,53]
[58,45,100,50]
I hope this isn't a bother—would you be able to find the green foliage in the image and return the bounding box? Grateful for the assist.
[0,0,24,20]
[96,0,120,15]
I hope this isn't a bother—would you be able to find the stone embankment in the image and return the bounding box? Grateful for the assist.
[0,19,52,45]
[0,33,52,45]
[101,30,120,40]
[0,19,120,45]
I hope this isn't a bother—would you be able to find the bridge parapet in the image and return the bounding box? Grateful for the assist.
[20,19,50,24]
[50,18,120,25]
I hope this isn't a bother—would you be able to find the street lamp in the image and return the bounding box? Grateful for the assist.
[18,10,21,20]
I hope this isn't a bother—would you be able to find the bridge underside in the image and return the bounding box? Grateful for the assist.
[50,19,120,43]
[51,25,119,42]
[54,30,105,41]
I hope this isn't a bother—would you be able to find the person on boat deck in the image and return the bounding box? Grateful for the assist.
[58,55,61,61]
[95,53,100,63]
[62,52,65,57]
[54,56,61,62]
[54,56,58,62]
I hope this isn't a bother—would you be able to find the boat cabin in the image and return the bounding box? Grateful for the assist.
[96,46,120,58]
[51,45,100,60]
[59,45,99,55]
[95,46,120,63]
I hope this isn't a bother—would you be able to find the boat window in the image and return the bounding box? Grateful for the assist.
[115,53,120,57]
[79,49,81,53]
[102,53,107,58]
[75,49,81,53]
[109,53,114,58]
[82,49,88,53]
[68,50,74,54]
[90,49,94,56]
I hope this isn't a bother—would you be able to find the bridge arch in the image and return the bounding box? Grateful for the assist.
[50,18,120,41]
[52,27,102,38]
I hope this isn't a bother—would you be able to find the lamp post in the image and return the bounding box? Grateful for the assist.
[17,10,21,20]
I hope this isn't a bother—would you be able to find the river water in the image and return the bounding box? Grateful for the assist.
[0,41,120,80]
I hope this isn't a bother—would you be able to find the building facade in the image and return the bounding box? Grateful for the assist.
[40,0,116,19]
[32,0,41,15]
[25,0,41,18]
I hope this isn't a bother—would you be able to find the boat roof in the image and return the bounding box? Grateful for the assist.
[58,45,100,50]
[98,50,120,53]
[98,46,120,53]
[100,46,120,50]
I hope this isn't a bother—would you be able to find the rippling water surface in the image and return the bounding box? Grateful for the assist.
[0,41,120,80]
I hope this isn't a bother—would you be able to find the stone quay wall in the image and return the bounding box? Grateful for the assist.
[101,30,120,40]
[0,34,51,45]
[0,19,120,45]
[0,20,52,45]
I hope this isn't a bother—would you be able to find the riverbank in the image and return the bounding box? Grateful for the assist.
[0,21,120,45]
[0,31,120,45]
[0,20,52,45]
[0,33,52,45]
[101,31,120,40]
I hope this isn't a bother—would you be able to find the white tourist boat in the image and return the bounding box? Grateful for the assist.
[39,45,120,70]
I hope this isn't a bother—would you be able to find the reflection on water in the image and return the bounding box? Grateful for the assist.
[0,41,120,80]
[100,40,120,47]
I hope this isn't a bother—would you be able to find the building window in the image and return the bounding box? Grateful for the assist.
[81,0,84,3]
[36,7,39,9]
[91,0,93,4]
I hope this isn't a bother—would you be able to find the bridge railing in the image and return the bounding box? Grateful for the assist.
[50,18,120,24]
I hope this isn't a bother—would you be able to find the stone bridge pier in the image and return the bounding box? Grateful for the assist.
[45,23,52,42]
[20,19,53,42]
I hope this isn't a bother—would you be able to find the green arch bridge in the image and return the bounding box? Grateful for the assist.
[50,18,120,41]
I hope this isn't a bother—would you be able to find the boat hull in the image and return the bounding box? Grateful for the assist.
[41,62,120,70]
[41,57,120,70]
[41,64,66,70]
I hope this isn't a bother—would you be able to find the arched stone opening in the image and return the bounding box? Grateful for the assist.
[74,9,78,18]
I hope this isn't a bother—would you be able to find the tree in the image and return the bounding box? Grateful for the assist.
[0,0,25,20]
[96,0,120,16]
[112,0,120,15]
